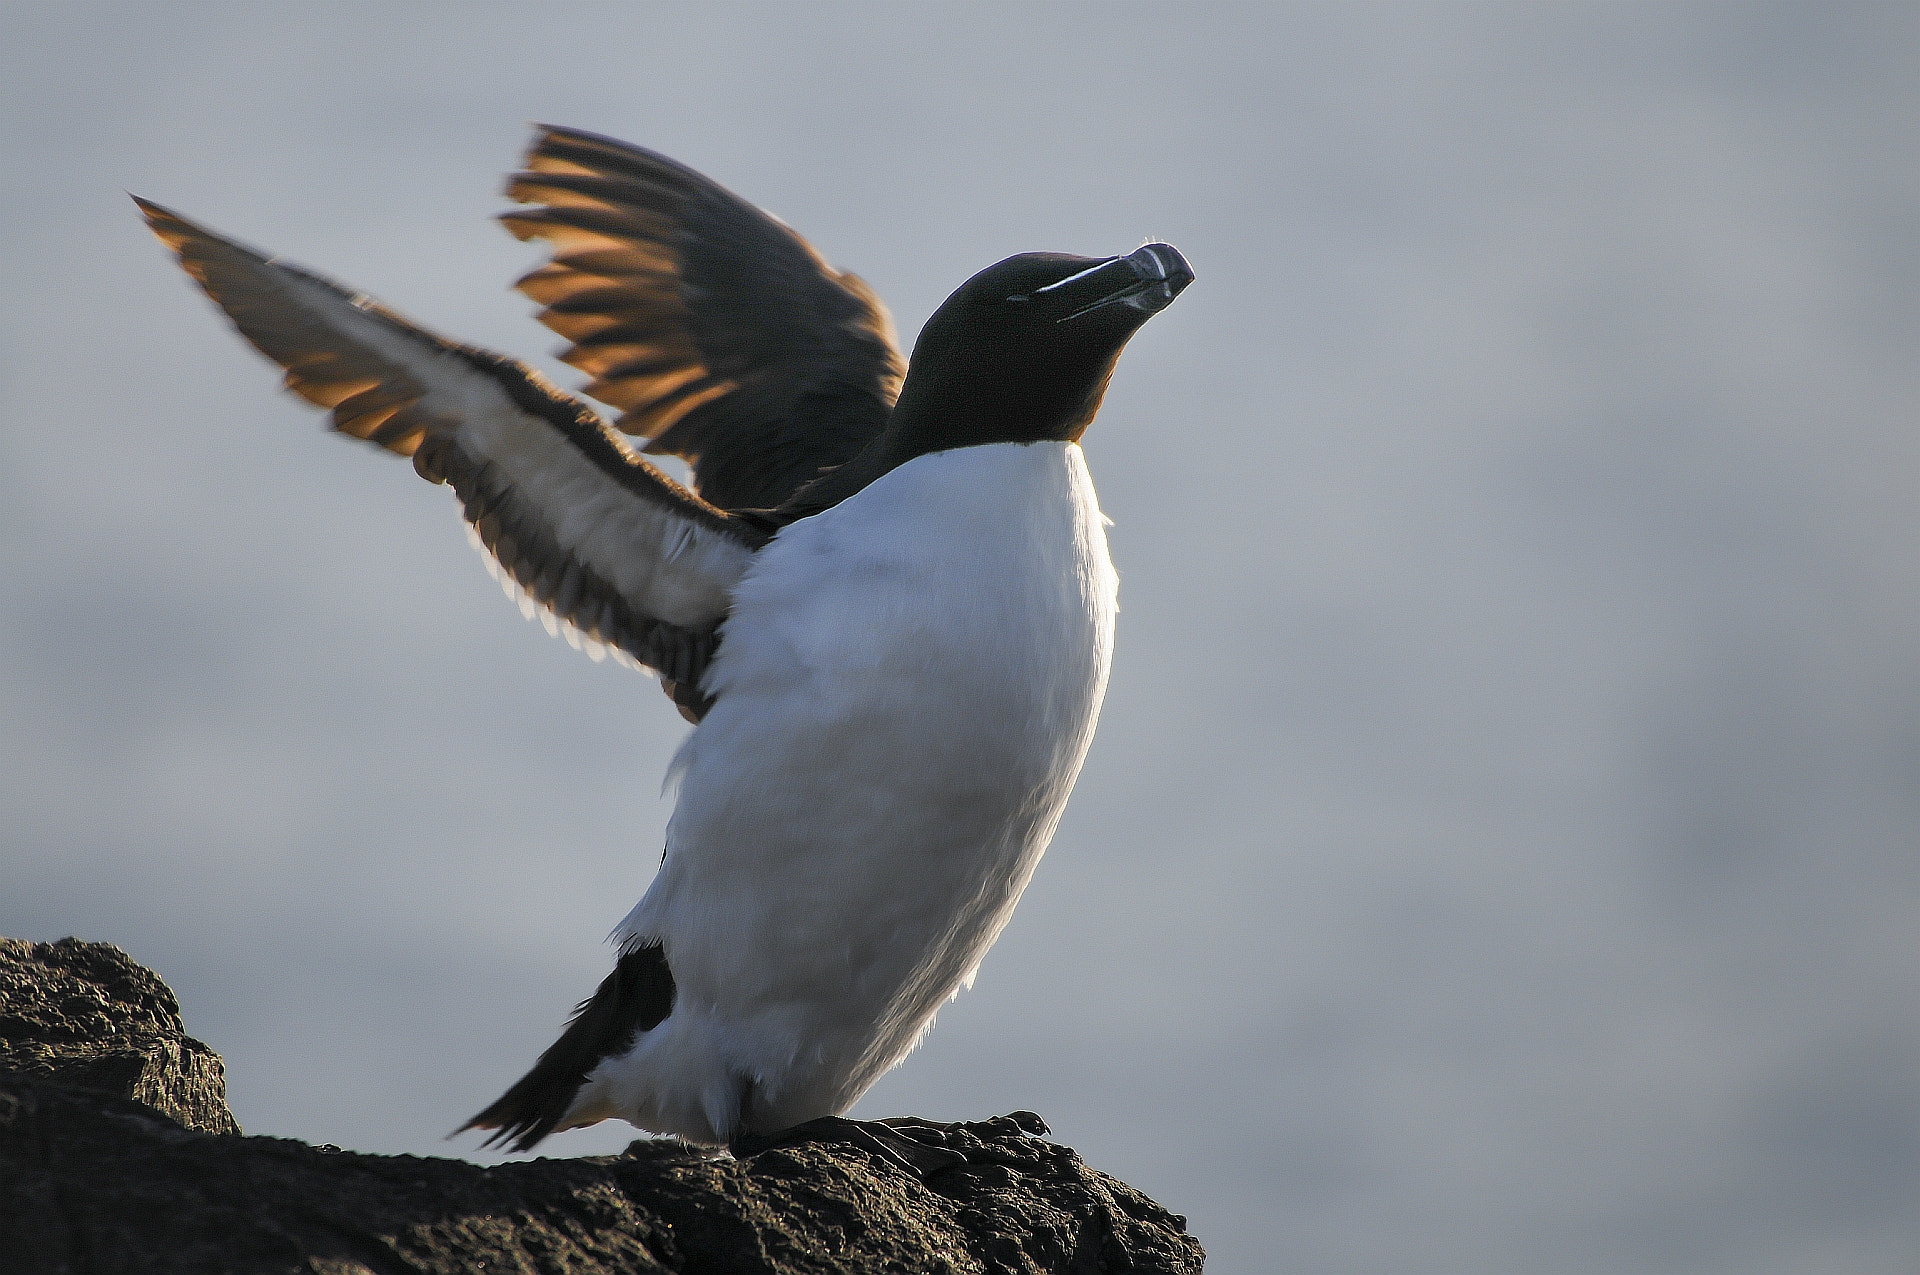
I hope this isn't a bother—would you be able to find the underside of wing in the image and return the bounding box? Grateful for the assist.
[138,197,760,704]
[501,125,905,513]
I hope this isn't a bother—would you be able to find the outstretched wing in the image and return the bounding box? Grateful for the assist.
[137,197,761,694]
[501,125,905,513]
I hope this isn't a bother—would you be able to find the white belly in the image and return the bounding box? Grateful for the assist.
[577,439,1117,1143]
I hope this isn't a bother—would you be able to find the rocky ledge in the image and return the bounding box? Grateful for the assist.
[0,938,1203,1274]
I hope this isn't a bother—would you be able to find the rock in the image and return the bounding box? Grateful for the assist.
[0,939,1204,1273]
[0,937,239,1136]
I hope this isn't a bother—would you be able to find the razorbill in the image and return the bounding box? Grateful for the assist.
[138,125,1192,1171]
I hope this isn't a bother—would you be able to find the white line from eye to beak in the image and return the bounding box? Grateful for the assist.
[1033,259,1119,294]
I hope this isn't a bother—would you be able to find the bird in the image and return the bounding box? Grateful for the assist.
[138,124,1191,1172]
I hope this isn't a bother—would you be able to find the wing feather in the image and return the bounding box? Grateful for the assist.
[137,197,759,700]
[501,125,905,512]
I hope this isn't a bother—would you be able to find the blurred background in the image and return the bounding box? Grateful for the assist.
[3,3,1916,1270]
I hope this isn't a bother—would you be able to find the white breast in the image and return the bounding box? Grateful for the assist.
[594,439,1117,1142]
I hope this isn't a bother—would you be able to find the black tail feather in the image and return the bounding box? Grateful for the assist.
[462,943,675,1152]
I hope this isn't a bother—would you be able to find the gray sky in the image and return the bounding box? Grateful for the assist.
[3,4,1917,1271]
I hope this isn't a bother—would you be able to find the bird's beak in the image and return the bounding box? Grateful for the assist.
[1039,243,1194,324]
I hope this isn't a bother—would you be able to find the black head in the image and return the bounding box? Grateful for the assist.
[763,243,1192,525]
[887,243,1193,455]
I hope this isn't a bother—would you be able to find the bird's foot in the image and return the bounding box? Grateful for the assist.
[731,1114,970,1177]
[889,1110,1050,1140]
